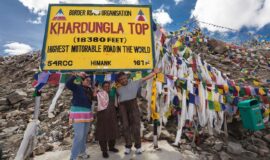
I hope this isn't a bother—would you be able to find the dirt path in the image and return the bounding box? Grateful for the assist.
[34,140,192,160]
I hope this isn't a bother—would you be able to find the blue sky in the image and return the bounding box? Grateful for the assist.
[0,0,269,56]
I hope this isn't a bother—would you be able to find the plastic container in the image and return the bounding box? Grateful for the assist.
[238,99,265,131]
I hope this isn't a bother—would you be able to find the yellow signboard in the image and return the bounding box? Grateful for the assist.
[41,4,155,71]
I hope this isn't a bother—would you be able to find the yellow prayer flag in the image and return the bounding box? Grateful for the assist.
[151,77,160,120]
[115,83,122,88]
[214,101,221,112]
[253,80,261,87]
[207,91,212,100]
[235,86,240,92]
[259,88,266,95]
[223,84,229,93]
[218,88,223,94]
[263,109,270,117]
[193,73,198,79]
[174,40,181,48]
[157,73,165,83]
[133,72,142,80]
[164,106,172,118]
[223,96,227,103]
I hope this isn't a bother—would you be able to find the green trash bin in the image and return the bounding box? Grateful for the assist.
[238,99,265,131]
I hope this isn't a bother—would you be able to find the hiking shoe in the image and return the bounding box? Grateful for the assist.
[124,148,131,155]
[78,153,90,159]
[102,152,109,158]
[135,148,142,154]
[109,148,119,153]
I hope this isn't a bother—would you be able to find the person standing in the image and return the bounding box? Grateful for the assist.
[94,81,119,158]
[66,72,94,160]
[116,68,160,154]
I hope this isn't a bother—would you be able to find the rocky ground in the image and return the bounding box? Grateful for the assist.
[199,39,270,88]
[0,41,270,160]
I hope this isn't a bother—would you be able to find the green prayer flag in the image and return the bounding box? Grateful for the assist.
[208,100,214,110]
[239,87,246,97]
[109,87,116,99]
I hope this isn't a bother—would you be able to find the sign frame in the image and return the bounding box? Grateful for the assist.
[41,4,155,72]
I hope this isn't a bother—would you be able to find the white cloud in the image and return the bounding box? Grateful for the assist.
[174,0,184,5]
[152,5,173,27]
[27,17,42,24]
[4,42,33,55]
[191,0,270,32]
[120,0,139,4]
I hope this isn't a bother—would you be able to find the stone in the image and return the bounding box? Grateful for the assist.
[7,90,26,104]
[20,98,33,108]
[6,110,21,119]
[0,105,9,111]
[0,98,8,105]
[0,56,4,62]
[181,144,192,150]
[27,88,35,93]
[219,151,232,160]
[8,134,23,147]
[207,39,228,54]
[50,130,63,142]
[61,139,71,146]
[0,132,8,139]
[44,143,54,152]
[3,126,18,134]
[214,46,228,54]
[16,83,27,88]
[253,131,263,138]
[196,146,202,151]
[258,148,270,156]
[263,134,270,143]
[182,150,199,160]
[0,119,7,127]
[227,118,245,139]
[42,93,52,101]
[198,155,208,160]
[227,142,244,155]
[13,103,21,109]
[248,137,268,148]
[199,152,212,160]
[34,146,46,155]
[145,123,154,132]
[144,132,153,141]
[204,136,216,146]
[6,120,17,127]
[241,151,258,159]
[159,130,171,140]
[214,142,223,151]
[245,144,258,153]
[221,59,232,65]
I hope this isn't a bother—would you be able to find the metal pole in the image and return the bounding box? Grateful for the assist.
[33,93,41,120]
[153,120,158,149]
